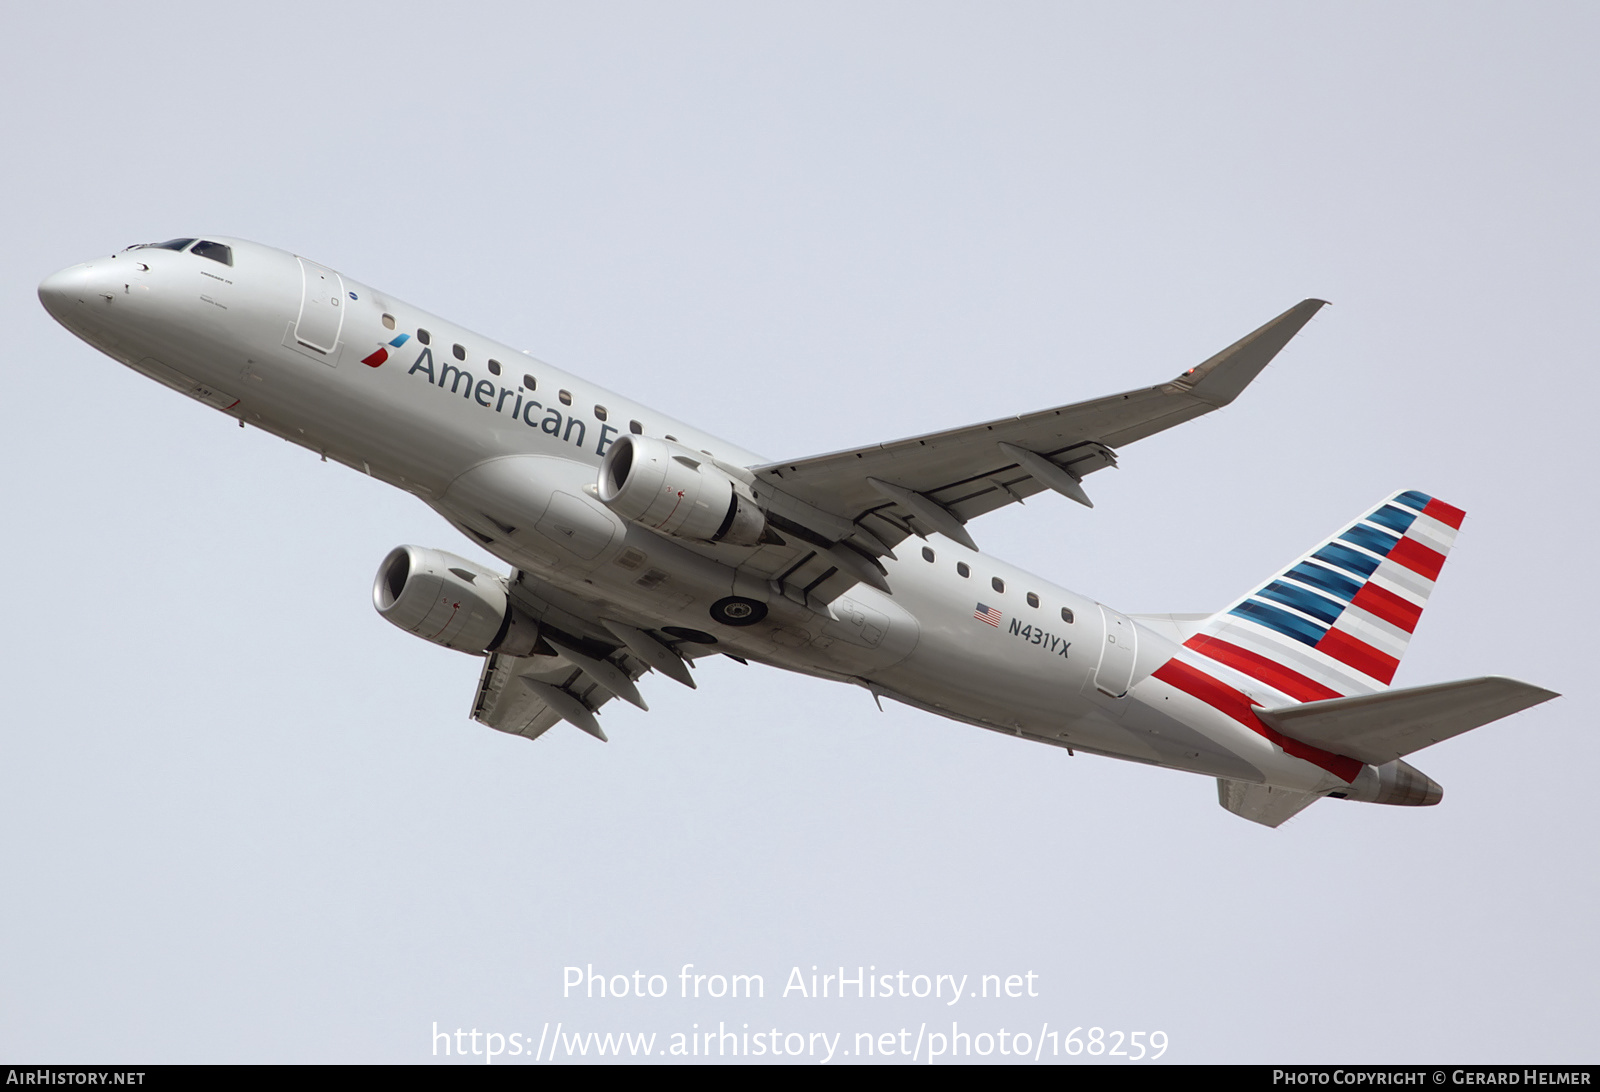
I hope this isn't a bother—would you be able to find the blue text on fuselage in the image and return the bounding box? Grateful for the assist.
[407,346,618,458]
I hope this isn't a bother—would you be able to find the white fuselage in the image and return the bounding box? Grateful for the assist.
[38,237,1350,796]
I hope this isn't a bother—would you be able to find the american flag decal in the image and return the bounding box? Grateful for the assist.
[974,603,1003,627]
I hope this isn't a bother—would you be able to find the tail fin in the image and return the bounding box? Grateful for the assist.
[1183,490,1465,701]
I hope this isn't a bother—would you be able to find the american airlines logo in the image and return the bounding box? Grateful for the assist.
[360,333,411,368]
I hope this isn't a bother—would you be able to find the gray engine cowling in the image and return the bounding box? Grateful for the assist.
[597,434,766,546]
[372,545,541,656]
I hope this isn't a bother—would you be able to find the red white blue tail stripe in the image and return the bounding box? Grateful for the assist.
[1144,489,1465,782]
[1182,489,1464,700]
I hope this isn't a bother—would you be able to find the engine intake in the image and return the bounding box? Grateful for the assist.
[372,545,541,656]
[598,434,766,546]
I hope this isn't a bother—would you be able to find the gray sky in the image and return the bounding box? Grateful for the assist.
[2,1,1594,1063]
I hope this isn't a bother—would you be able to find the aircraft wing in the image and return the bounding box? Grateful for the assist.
[747,301,1326,585]
[472,649,600,742]
[469,568,702,742]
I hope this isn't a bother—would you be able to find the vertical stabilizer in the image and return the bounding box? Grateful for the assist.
[1180,490,1464,703]
[1216,779,1322,827]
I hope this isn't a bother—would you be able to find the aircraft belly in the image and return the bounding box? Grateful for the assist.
[856,569,1286,779]
[871,665,1159,762]
[438,456,621,569]
[431,458,922,676]
[871,614,1105,738]
[1112,695,1271,782]
[1131,675,1352,793]
[804,589,920,673]
[872,643,1302,782]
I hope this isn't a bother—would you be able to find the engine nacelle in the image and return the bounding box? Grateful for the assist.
[597,434,766,546]
[372,545,541,656]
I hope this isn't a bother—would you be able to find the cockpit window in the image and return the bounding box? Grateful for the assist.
[132,238,196,252]
[191,240,233,266]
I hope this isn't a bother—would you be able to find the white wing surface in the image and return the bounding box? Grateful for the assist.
[469,569,700,742]
[736,300,1327,608]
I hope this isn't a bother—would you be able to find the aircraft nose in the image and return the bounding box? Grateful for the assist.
[38,263,96,323]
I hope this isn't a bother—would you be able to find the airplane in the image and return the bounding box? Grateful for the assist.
[37,236,1560,828]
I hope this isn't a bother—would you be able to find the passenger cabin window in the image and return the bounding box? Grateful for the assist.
[487,359,501,376]
[992,577,1005,593]
[629,420,643,435]
[382,314,396,330]
[595,405,608,421]
[417,329,431,345]
[1027,592,1040,608]
[956,562,970,578]
[452,343,466,361]
[523,373,536,390]
[190,240,233,265]
[921,547,935,563]
[559,390,572,406]
[1061,608,1075,624]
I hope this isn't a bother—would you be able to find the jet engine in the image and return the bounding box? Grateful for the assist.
[372,545,541,656]
[597,434,766,546]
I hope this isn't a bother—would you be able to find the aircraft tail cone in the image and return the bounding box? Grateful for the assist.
[1339,759,1443,807]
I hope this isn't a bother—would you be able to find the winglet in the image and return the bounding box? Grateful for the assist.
[1177,299,1328,408]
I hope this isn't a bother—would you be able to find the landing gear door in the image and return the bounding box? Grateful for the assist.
[1094,604,1138,698]
[293,256,345,357]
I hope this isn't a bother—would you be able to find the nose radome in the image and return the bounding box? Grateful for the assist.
[38,263,96,323]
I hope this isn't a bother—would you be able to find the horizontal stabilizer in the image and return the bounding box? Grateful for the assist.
[1255,676,1559,767]
[1217,779,1322,828]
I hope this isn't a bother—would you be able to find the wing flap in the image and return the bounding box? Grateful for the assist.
[470,568,669,742]
[471,651,570,742]
[1255,676,1559,767]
